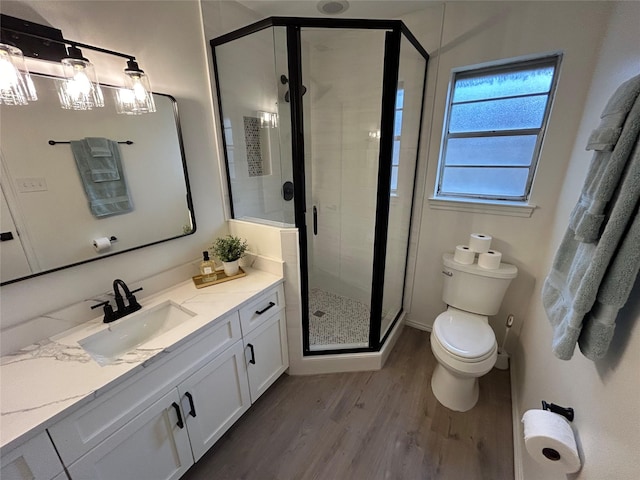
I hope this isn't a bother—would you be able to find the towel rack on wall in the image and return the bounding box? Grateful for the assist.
[48,140,134,145]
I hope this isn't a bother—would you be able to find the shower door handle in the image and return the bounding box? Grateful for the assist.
[313,206,318,235]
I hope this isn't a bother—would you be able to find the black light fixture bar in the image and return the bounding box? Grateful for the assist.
[1,14,136,63]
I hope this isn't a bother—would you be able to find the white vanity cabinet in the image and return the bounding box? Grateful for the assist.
[239,285,288,403]
[44,282,286,480]
[177,340,251,461]
[0,431,67,480]
[244,310,288,402]
[66,389,192,480]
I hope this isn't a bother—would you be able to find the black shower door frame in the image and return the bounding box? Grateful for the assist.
[210,17,429,356]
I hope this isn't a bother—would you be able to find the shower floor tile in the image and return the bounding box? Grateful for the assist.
[308,288,370,350]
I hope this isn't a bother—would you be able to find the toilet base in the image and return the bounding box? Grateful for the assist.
[430,363,479,412]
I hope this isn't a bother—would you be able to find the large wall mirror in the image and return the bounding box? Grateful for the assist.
[0,73,195,285]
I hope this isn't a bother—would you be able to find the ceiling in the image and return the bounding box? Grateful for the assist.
[235,0,435,19]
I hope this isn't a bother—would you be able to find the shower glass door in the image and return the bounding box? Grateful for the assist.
[300,28,389,351]
[214,27,294,226]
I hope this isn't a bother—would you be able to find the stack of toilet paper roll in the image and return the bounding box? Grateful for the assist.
[453,233,502,269]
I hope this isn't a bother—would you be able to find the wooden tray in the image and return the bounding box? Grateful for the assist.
[192,267,247,288]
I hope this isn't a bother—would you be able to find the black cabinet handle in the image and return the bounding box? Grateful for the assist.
[0,232,14,241]
[185,392,197,418]
[313,205,318,235]
[247,343,256,365]
[171,402,184,429]
[255,302,275,315]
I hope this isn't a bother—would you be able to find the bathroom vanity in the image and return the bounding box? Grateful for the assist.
[0,268,287,480]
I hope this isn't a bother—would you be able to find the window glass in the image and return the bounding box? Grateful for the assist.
[437,55,561,202]
[391,87,404,192]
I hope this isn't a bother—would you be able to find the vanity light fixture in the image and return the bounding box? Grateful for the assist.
[115,59,156,115]
[0,14,155,114]
[56,45,104,110]
[0,43,37,105]
[258,110,277,128]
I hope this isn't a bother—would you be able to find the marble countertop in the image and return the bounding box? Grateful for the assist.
[0,268,283,453]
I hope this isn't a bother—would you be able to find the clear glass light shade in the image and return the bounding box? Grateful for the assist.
[0,44,37,105]
[258,110,277,128]
[57,57,104,110]
[115,68,155,115]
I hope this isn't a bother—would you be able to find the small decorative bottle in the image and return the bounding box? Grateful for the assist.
[200,251,217,283]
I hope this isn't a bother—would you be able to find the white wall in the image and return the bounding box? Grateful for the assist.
[514,2,640,479]
[0,1,226,341]
[404,2,612,350]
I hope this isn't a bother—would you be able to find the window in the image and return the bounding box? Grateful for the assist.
[390,85,404,194]
[436,55,561,203]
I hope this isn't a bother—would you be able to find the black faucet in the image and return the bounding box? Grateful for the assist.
[91,279,143,323]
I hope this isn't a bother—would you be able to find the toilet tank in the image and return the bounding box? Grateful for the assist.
[441,253,518,315]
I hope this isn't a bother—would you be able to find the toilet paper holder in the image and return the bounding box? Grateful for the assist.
[541,400,574,422]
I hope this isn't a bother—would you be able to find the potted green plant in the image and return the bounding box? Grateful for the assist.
[211,235,248,276]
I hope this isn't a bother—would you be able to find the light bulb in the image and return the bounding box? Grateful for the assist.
[117,60,155,114]
[57,50,103,110]
[0,44,35,106]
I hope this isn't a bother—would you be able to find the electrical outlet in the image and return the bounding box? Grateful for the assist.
[16,177,48,193]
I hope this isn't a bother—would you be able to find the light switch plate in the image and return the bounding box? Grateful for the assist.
[16,177,48,192]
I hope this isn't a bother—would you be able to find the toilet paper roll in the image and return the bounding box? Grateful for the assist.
[93,237,112,252]
[522,409,581,474]
[469,233,492,253]
[453,245,476,264]
[478,250,502,269]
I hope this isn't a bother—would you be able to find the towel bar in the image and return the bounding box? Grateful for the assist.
[49,140,134,145]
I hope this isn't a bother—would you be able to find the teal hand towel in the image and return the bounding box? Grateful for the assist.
[84,137,121,182]
[70,139,133,218]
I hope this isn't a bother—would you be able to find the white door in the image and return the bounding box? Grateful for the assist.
[67,389,193,480]
[243,310,288,403]
[178,341,251,461]
[0,186,31,282]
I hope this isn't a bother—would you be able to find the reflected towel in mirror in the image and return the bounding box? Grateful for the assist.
[71,138,133,218]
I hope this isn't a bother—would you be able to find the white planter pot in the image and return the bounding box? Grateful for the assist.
[223,260,239,276]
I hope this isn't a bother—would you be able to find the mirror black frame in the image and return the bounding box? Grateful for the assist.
[0,78,196,286]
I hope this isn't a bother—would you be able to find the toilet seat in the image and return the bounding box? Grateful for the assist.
[433,309,496,362]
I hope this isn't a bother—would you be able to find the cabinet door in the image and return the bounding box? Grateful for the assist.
[67,389,192,480]
[178,341,251,461]
[243,310,288,403]
[1,431,66,480]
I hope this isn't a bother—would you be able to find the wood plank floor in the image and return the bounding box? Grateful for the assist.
[182,327,514,480]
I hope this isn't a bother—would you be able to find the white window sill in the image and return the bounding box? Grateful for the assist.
[428,196,536,218]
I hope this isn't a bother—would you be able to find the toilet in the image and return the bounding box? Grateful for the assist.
[430,253,517,412]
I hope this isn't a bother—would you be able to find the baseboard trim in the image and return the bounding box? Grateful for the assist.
[405,319,432,332]
[288,314,406,375]
[510,358,524,480]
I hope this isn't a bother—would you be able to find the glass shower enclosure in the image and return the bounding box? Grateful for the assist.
[211,18,428,355]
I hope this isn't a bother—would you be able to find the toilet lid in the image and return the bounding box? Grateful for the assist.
[434,310,496,359]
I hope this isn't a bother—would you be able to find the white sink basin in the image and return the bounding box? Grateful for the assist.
[79,301,196,365]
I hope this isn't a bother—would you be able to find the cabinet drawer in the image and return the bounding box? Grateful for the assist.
[239,284,285,335]
[48,311,241,466]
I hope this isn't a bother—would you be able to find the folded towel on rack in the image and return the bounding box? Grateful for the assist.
[82,137,120,182]
[70,139,133,218]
